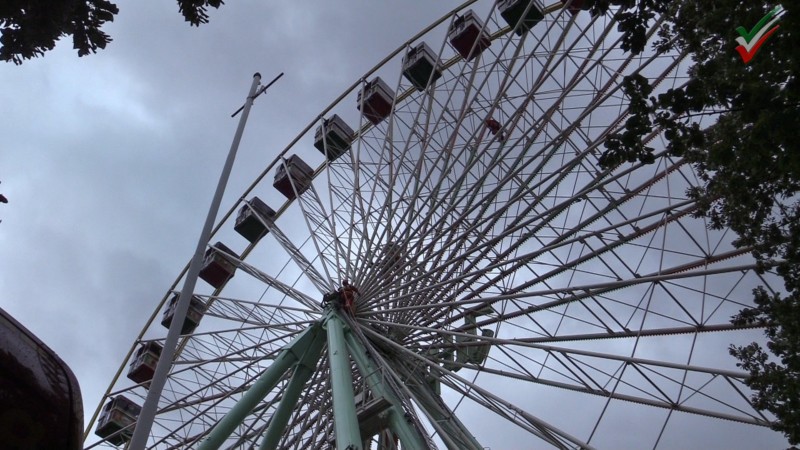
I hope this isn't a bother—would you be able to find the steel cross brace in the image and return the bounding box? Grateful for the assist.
[195,309,441,450]
[343,329,432,449]
[324,312,364,450]
[197,324,325,450]
[258,347,321,449]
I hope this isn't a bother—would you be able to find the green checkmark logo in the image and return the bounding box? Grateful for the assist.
[735,5,785,64]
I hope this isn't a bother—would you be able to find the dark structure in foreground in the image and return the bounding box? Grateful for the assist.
[0,307,83,449]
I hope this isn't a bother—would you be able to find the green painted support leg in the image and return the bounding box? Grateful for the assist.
[405,377,483,450]
[325,312,363,450]
[344,331,430,450]
[198,325,324,450]
[258,332,325,450]
[377,430,399,450]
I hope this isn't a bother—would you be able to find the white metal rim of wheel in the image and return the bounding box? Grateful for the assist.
[85,1,786,449]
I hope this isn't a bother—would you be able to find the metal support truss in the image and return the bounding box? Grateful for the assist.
[258,345,322,449]
[244,198,331,294]
[325,312,364,450]
[344,330,436,449]
[197,324,325,450]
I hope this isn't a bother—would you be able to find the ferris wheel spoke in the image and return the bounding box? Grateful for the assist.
[243,198,333,294]
[372,67,684,312]
[352,103,476,292]
[434,53,684,243]
[365,246,752,342]
[161,354,280,412]
[282,363,333,449]
[370,167,693,319]
[288,170,346,289]
[161,330,299,375]
[217,250,320,310]
[357,23,538,276]
[325,159,375,281]
[397,189,693,302]
[317,131,360,284]
[458,345,767,426]
[423,25,642,221]
[363,317,770,427]
[363,291,756,342]
[444,381,584,450]
[356,16,648,302]
[142,357,290,448]
[432,134,680,284]
[178,324,294,358]
[459,256,760,338]
[387,76,526,256]
[203,296,317,327]
[430,165,697,313]
[485,236,753,324]
[350,87,421,277]
[362,325,592,449]
[142,330,307,440]
[370,142,576,308]
[90,3,785,449]
[376,350,484,450]
[345,140,404,285]
[149,386,256,448]
[385,44,498,209]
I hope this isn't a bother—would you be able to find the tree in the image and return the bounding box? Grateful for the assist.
[0,181,6,225]
[731,288,800,446]
[593,0,800,445]
[4,0,797,443]
[0,0,224,64]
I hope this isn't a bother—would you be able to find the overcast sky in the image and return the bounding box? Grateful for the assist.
[0,1,790,449]
[0,0,470,440]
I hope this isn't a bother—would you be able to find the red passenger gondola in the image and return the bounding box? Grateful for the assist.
[198,242,238,289]
[448,10,492,60]
[234,196,276,243]
[273,154,314,200]
[357,77,395,125]
[126,341,163,385]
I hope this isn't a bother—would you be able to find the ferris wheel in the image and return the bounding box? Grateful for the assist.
[84,0,786,449]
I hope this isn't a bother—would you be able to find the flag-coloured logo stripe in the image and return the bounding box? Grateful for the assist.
[736,25,781,63]
[735,5,785,64]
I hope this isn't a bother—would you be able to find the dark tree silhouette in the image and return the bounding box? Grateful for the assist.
[593,0,799,445]
[1,181,6,224]
[3,0,797,444]
[1,0,224,64]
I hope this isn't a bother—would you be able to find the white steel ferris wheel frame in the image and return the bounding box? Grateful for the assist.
[85,0,786,449]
